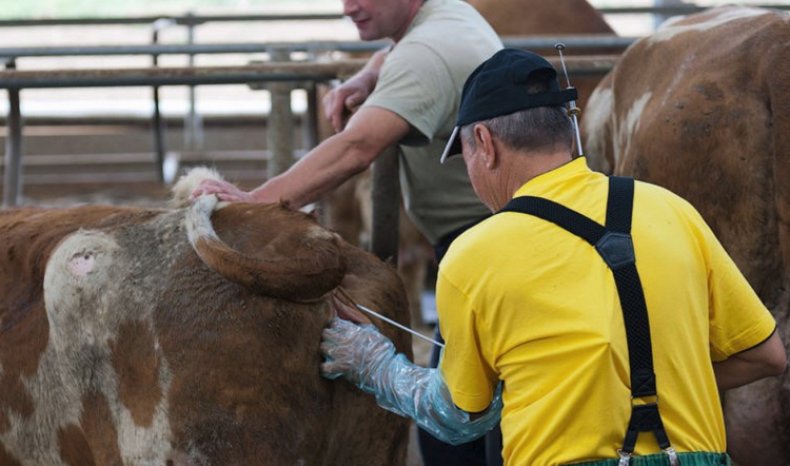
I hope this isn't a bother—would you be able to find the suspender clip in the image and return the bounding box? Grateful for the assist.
[617,449,632,466]
[664,447,680,465]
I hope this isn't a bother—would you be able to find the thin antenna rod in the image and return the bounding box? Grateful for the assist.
[555,42,584,158]
[337,287,445,348]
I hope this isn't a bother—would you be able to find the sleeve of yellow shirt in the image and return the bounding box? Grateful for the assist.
[436,269,499,413]
[684,203,778,361]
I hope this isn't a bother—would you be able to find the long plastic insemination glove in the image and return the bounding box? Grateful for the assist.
[320,317,502,445]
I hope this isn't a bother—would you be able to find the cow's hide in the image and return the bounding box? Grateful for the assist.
[469,0,617,111]
[582,6,789,464]
[0,172,411,465]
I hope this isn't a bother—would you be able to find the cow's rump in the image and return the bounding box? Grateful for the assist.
[0,189,411,465]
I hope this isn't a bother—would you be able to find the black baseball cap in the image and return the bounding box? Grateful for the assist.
[440,48,577,163]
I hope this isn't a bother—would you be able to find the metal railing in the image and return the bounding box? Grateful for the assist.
[0,35,637,61]
[0,4,786,27]
[0,53,619,208]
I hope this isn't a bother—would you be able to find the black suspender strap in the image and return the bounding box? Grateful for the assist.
[498,176,678,465]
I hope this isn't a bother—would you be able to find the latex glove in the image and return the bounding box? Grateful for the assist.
[320,317,502,445]
[320,317,393,388]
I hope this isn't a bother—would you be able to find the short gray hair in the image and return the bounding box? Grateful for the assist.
[460,79,574,154]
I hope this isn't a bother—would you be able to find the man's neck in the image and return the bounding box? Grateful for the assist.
[392,0,425,43]
[503,151,573,201]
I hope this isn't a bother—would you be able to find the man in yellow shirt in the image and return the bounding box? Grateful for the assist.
[320,49,787,465]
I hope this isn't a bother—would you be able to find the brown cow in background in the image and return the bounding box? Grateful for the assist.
[469,0,616,110]
[581,6,789,464]
[0,169,411,465]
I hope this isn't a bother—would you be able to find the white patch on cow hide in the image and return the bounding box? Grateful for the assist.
[649,7,770,43]
[115,359,174,464]
[0,348,85,465]
[1,338,175,465]
[186,194,220,248]
[2,229,179,465]
[614,92,652,173]
[44,231,121,353]
[170,167,224,208]
[582,86,614,173]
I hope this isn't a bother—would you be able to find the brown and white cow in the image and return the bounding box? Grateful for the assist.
[581,7,790,464]
[0,169,411,465]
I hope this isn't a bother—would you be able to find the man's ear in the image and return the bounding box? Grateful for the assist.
[474,124,498,169]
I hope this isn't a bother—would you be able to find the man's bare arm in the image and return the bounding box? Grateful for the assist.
[713,330,787,391]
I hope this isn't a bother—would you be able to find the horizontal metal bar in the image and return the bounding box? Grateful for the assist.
[0,13,345,28]
[503,35,635,50]
[0,55,618,90]
[0,41,390,59]
[0,36,632,60]
[0,60,366,89]
[0,5,786,28]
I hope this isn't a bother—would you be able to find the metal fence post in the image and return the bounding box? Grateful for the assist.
[151,18,175,183]
[266,46,295,178]
[653,0,685,30]
[184,11,204,153]
[3,59,23,208]
[371,146,400,264]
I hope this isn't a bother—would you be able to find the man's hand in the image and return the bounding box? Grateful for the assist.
[190,178,253,202]
[190,178,280,204]
[322,47,387,133]
[323,75,374,133]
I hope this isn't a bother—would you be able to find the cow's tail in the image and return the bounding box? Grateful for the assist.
[185,195,346,301]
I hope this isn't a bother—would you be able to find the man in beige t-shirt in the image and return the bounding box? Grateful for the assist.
[192,0,500,251]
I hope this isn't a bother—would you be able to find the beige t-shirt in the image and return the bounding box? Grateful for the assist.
[363,0,502,244]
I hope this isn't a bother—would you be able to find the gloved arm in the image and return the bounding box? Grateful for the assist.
[320,317,502,445]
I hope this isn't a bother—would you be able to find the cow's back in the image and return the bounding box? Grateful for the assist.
[582,7,790,464]
[593,7,789,298]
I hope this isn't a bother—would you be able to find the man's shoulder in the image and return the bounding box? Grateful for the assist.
[399,0,501,57]
[443,216,510,265]
[634,179,699,216]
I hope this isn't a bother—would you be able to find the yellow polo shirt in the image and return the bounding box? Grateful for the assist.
[437,158,776,465]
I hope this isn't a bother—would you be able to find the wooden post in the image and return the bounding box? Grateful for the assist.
[267,46,295,178]
[3,60,23,208]
[371,146,400,264]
